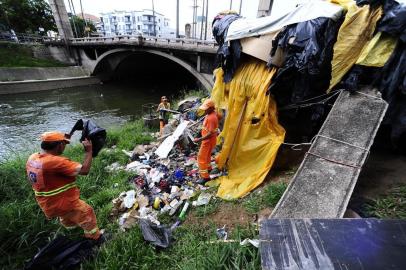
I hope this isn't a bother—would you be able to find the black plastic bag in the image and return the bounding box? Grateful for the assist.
[377,0,406,42]
[375,41,406,150]
[24,236,95,270]
[268,16,343,107]
[69,119,106,157]
[212,13,242,83]
[139,219,172,248]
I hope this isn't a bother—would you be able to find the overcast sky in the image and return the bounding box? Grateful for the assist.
[63,0,259,29]
[60,0,307,29]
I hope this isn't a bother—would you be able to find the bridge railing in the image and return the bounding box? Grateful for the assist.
[0,31,65,44]
[67,35,218,48]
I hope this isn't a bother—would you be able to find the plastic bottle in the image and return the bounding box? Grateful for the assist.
[178,201,190,221]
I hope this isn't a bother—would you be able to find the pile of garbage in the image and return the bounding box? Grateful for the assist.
[106,97,222,239]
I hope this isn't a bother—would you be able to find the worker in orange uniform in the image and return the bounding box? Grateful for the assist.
[26,131,103,243]
[194,99,219,185]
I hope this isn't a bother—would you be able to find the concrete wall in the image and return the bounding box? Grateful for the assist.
[0,66,89,81]
[41,45,75,65]
[0,77,100,95]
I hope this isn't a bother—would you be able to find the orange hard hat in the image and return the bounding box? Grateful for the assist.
[40,131,70,144]
[199,98,215,110]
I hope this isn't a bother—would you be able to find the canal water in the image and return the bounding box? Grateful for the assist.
[0,82,174,159]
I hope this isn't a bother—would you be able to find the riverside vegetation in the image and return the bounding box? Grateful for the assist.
[0,42,66,68]
[1,117,404,269]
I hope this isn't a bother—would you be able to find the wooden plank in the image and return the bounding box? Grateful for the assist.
[260,219,406,270]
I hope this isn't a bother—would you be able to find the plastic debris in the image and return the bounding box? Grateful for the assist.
[216,225,228,240]
[240,238,260,248]
[192,193,212,206]
[139,219,172,248]
[178,201,190,221]
[123,190,136,208]
[105,162,124,172]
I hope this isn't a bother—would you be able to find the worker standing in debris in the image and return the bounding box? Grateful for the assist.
[26,131,103,242]
[194,99,219,185]
[157,96,171,135]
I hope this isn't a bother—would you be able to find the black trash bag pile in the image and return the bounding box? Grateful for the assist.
[69,119,107,157]
[24,236,96,270]
[267,16,343,107]
[212,12,242,83]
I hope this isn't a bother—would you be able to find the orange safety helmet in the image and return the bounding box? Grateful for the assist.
[40,131,70,144]
[199,99,215,110]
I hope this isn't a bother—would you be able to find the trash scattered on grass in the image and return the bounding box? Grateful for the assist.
[107,98,227,235]
[240,238,260,248]
[193,192,212,206]
[216,225,228,240]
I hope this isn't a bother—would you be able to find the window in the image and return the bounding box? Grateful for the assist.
[137,25,141,30]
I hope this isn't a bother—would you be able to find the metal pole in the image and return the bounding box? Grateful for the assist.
[200,0,204,40]
[176,0,179,38]
[204,0,208,40]
[67,0,79,38]
[79,0,87,27]
[239,0,242,14]
[152,0,156,36]
[229,0,232,10]
[191,0,195,39]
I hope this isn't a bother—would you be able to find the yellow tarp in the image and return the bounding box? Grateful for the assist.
[356,32,398,67]
[328,0,382,90]
[211,60,285,200]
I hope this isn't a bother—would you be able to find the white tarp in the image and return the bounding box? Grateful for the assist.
[155,121,189,158]
[226,0,343,41]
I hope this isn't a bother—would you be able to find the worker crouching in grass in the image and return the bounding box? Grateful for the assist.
[157,96,171,136]
[194,99,219,185]
[26,131,104,243]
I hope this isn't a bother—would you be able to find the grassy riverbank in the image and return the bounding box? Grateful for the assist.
[0,119,262,269]
[1,116,404,269]
[0,42,66,67]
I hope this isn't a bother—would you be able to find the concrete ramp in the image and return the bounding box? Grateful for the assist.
[271,89,388,218]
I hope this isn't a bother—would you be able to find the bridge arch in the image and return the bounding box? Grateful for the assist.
[91,48,213,91]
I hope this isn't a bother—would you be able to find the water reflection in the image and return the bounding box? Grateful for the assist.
[0,82,172,158]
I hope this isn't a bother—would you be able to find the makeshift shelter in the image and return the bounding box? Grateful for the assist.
[209,0,406,199]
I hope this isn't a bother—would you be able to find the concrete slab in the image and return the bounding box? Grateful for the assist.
[271,89,388,218]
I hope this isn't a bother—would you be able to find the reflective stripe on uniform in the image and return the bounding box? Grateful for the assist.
[34,182,76,197]
[84,227,98,235]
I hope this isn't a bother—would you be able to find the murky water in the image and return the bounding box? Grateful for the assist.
[0,82,172,159]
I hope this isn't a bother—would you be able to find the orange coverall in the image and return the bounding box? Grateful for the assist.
[198,111,219,179]
[26,153,100,240]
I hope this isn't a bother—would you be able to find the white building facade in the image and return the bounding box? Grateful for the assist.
[98,10,174,37]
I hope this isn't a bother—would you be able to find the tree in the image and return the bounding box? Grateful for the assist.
[69,16,96,38]
[0,0,56,33]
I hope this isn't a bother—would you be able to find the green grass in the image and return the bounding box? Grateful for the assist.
[0,42,66,68]
[0,119,260,269]
[367,185,406,219]
[243,182,287,214]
